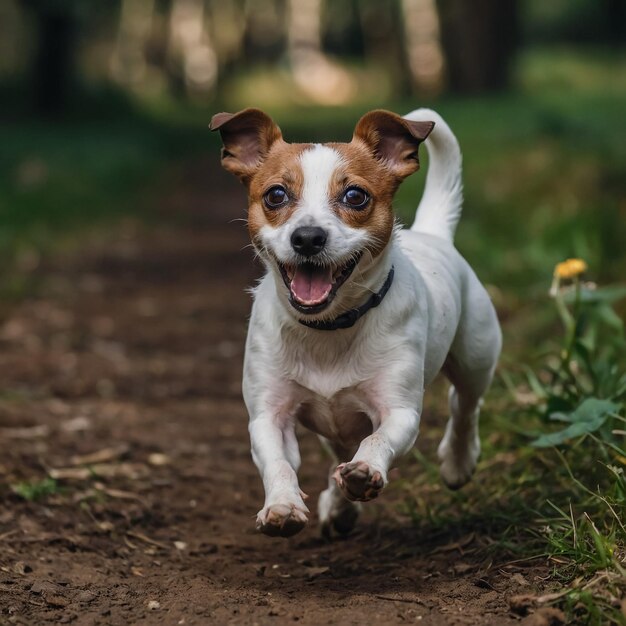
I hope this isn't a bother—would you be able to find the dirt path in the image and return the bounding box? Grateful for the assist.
[0,162,547,625]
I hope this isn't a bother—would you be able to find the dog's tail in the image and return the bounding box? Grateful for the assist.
[404,108,463,242]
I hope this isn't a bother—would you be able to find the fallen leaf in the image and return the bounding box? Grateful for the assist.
[304,566,329,580]
[431,533,475,554]
[50,462,148,480]
[95,485,143,501]
[521,607,565,626]
[45,594,69,608]
[61,417,92,433]
[31,581,62,595]
[0,425,50,439]
[453,562,475,575]
[70,444,129,466]
[510,590,570,615]
[126,530,170,550]
[76,590,96,604]
[48,467,91,480]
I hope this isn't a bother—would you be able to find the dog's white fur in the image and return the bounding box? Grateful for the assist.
[241,109,502,537]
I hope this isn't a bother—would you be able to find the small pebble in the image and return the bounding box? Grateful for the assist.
[148,453,171,466]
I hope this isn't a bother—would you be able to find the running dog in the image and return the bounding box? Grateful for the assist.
[211,107,501,538]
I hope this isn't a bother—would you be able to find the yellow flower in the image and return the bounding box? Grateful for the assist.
[554,258,588,279]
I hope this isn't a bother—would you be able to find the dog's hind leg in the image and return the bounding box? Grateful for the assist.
[317,438,362,538]
[438,364,494,489]
[438,286,501,489]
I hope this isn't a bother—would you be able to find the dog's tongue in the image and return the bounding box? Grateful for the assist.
[290,263,333,305]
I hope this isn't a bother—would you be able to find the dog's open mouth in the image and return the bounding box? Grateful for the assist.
[277,253,362,314]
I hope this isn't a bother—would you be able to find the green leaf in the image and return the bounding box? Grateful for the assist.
[563,285,626,305]
[523,365,548,398]
[531,398,620,447]
[595,304,625,333]
[549,411,572,423]
[556,398,619,423]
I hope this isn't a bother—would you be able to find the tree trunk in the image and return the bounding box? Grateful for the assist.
[24,1,78,116]
[357,0,413,97]
[401,0,445,96]
[167,0,218,97]
[605,0,626,47]
[111,0,156,88]
[437,0,519,94]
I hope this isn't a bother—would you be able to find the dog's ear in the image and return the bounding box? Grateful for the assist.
[353,110,434,179]
[210,108,283,183]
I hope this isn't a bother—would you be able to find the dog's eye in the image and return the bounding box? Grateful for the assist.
[264,186,289,209]
[342,187,369,209]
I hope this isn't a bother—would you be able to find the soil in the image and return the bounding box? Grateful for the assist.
[0,161,551,625]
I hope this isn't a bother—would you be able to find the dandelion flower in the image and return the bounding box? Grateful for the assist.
[554,258,588,279]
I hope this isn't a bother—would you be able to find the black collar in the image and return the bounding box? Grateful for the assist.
[298,266,395,331]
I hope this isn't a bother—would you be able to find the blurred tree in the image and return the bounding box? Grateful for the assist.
[357,0,413,97]
[288,0,358,104]
[207,0,246,88]
[167,0,218,96]
[19,0,82,115]
[524,0,626,47]
[110,0,156,88]
[242,0,286,63]
[437,0,519,93]
[322,0,365,58]
[606,0,626,47]
[401,0,445,96]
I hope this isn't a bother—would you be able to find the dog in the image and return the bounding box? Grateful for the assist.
[210,107,502,538]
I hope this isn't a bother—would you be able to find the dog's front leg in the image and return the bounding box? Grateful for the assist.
[249,413,309,537]
[334,406,420,502]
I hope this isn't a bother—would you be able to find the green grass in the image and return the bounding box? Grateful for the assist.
[400,406,626,623]
[11,478,60,501]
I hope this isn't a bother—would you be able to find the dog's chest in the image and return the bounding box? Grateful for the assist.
[282,340,383,447]
[293,385,377,448]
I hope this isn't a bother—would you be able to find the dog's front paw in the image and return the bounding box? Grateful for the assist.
[256,501,309,538]
[333,461,385,502]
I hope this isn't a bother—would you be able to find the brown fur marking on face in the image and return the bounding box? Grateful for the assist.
[327,141,400,258]
[243,120,425,260]
[246,142,312,243]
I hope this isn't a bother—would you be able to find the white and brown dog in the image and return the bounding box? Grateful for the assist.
[211,107,501,538]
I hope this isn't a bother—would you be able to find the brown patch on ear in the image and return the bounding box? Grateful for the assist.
[210,108,283,184]
[353,110,434,179]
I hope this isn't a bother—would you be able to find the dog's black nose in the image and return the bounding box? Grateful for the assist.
[290,226,327,257]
